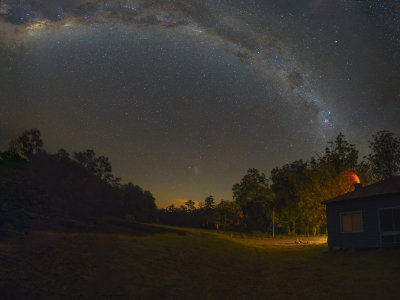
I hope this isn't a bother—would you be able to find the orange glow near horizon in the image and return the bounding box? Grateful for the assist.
[345,171,361,184]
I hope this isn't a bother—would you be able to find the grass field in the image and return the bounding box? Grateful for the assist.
[1,221,400,299]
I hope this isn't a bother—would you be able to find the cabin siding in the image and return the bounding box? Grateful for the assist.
[326,193,400,248]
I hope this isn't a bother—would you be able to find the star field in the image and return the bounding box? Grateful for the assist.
[1,0,400,207]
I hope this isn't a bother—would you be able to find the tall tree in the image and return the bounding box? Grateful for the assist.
[204,195,215,210]
[9,128,43,158]
[270,160,308,235]
[294,134,361,235]
[322,132,359,174]
[296,164,352,235]
[233,168,273,232]
[233,169,272,206]
[202,195,215,228]
[367,130,400,181]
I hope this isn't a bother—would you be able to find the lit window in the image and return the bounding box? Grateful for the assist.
[341,212,363,233]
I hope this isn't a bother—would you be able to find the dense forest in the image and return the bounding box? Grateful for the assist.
[1,129,400,236]
[0,129,157,231]
[159,131,400,235]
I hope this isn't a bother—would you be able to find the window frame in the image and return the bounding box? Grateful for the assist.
[340,211,363,233]
[378,205,400,248]
[378,206,400,236]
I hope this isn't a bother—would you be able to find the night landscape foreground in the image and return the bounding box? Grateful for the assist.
[1,221,400,299]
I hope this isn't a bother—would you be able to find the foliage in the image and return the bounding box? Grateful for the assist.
[232,168,271,207]
[0,129,157,231]
[3,128,397,236]
[73,149,120,185]
[232,168,274,232]
[0,150,26,168]
[158,205,197,227]
[184,200,196,212]
[158,196,243,230]
[159,134,368,234]
[8,128,43,158]
[201,195,215,228]
[120,183,157,222]
[0,165,48,230]
[214,200,244,230]
[269,134,363,235]
[203,195,215,210]
[366,130,400,181]
[270,160,308,235]
[321,132,359,173]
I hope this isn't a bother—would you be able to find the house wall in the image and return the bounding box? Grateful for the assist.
[326,193,400,248]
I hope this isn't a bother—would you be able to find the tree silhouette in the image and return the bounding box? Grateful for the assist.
[367,130,400,181]
[185,200,196,212]
[1,129,158,229]
[202,195,215,228]
[271,160,308,235]
[73,150,117,184]
[233,168,273,232]
[322,132,359,173]
[54,148,70,160]
[214,200,244,230]
[204,195,215,210]
[9,128,43,158]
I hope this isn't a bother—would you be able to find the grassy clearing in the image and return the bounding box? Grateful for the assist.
[0,224,399,299]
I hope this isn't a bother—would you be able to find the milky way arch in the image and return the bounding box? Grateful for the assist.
[1,0,400,205]
[1,0,338,136]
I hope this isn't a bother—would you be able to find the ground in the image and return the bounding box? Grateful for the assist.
[1,220,399,299]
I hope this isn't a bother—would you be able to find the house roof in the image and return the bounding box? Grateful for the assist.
[322,176,400,204]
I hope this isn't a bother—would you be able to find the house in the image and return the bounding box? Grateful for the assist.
[322,176,400,249]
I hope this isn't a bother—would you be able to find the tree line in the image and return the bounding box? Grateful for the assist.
[0,129,157,230]
[2,128,399,235]
[159,130,400,235]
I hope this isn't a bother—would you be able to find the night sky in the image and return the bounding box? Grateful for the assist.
[1,0,400,207]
